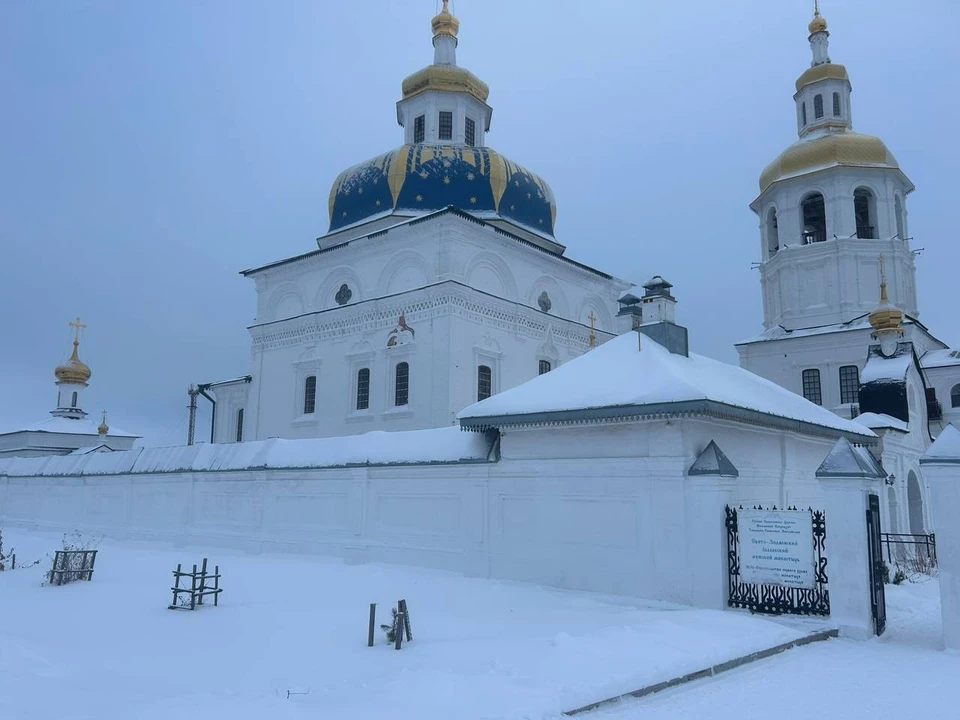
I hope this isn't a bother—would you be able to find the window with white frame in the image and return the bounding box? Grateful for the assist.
[236,408,244,443]
[802,369,822,405]
[839,365,860,405]
[477,365,492,401]
[356,368,370,410]
[303,375,317,414]
[395,362,409,406]
[438,111,453,141]
[465,117,476,145]
[414,115,425,144]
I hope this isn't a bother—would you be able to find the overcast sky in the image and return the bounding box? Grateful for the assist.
[1,1,957,445]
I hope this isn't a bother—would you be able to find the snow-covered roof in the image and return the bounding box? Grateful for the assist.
[202,376,252,388]
[921,424,960,465]
[0,415,139,439]
[458,332,875,441]
[737,316,874,345]
[0,426,493,478]
[861,351,912,385]
[854,412,908,433]
[921,349,960,370]
[689,440,739,477]
[816,437,886,479]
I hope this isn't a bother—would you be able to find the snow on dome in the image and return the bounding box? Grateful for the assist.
[458,332,875,440]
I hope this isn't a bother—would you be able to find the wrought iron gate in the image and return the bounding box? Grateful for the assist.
[866,494,886,636]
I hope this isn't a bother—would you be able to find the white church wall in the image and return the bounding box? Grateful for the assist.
[0,417,843,609]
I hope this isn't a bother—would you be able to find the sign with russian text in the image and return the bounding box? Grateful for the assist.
[738,509,815,589]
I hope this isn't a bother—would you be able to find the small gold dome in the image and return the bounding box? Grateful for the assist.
[54,340,92,386]
[870,278,904,335]
[401,64,490,104]
[809,13,828,34]
[432,0,460,39]
[97,410,109,435]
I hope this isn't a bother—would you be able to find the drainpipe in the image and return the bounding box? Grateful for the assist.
[197,383,216,445]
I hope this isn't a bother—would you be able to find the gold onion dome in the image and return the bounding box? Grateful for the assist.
[97,410,109,435]
[809,12,828,35]
[54,339,92,385]
[432,0,460,39]
[869,280,904,335]
[759,133,899,193]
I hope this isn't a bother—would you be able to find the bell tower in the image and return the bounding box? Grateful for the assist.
[751,8,918,332]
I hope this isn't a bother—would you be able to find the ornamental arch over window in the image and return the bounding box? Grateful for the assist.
[800,192,826,244]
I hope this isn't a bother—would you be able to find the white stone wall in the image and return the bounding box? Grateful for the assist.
[0,417,842,608]
[924,364,960,432]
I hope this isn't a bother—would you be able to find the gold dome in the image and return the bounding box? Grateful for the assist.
[870,279,904,335]
[795,62,849,92]
[401,64,490,104]
[759,132,899,193]
[54,339,92,386]
[97,410,109,435]
[432,0,460,39]
[809,13,828,35]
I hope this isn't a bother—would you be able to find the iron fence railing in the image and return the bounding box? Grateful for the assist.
[880,532,936,566]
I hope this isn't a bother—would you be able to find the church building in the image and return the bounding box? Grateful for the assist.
[0,319,139,458]
[736,8,960,537]
[203,1,631,443]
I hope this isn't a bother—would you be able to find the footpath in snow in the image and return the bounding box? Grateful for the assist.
[0,530,810,720]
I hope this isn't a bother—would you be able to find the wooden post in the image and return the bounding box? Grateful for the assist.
[398,599,412,641]
[213,565,220,607]
[198,558,208,606]
[190,564,197,611]
[171,563,181,608]
[394,611,404,650]
[368,603,376,647]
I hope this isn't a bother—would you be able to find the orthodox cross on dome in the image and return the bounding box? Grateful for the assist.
[69,316,87,344]
[588,312,597,349]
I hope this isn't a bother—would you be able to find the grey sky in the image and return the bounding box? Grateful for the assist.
[1,1,957,445]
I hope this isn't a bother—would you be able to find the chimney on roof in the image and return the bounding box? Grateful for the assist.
[639,275,689,357]
[616,293,643,335]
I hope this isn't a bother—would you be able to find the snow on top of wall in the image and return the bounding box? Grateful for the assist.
[921,349,960,369]
[861,353,912,384]
[0,426,490,478]
[816,437,885,478]
[6,416,139,438]
[459,332,874,438]
[855,412,909,432]
[922,424,960,464]
[738,316,873,345]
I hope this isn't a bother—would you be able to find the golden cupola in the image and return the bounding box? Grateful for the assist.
[97,410,109,435]
[808,9,828,35]
[869,262,904,336]
[55,318,92,386]
[431,0,460,40]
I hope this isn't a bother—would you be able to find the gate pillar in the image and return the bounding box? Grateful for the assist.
[816,438,885,640]
[921,425,960,651]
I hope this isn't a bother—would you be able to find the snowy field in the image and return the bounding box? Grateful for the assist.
[0,530,956,720]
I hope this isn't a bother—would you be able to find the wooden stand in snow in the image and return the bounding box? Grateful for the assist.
[368,603,377,647]
[48,550,98,586]
[398,599,412,642]
[168,558,221,611]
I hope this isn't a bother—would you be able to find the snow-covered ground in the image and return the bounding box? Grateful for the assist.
[597,579,958,720]
[0,530,810,720]
[0,530,955,720]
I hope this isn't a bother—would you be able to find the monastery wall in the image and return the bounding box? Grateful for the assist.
[0,419,841,609]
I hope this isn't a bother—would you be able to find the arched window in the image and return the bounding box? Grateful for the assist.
[539,360,552,375]
[832,92,841,117]
[71,391,78,408]
[303,376,317,414]
[800,193,826,244]
[952,384,960,408]
[477,365,492,401]
[854,187,877,239]
[356,368,370,410]
[802,369,822,405]
[766,208,780,255]
[814,94,824,119]
[395,362,409,406]
[895,196,905,240]
[801,101,807,126]
[236,408,244,443]
[839,365,860,405]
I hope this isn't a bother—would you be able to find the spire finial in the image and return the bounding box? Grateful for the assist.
[98,409,109,436]
[809,1,828,35]
[432,0,460,41]
[68,316,87,355]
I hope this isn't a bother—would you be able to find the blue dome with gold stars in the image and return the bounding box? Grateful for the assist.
[328,144,557,237]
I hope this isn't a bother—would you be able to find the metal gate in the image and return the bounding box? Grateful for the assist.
[866,494,886,636]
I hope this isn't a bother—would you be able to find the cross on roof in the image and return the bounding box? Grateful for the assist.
[69,316,87,343]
